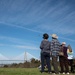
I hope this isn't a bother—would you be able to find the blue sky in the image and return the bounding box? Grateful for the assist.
[0,0,75,60]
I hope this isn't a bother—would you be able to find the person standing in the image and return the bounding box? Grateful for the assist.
[51,34,60,74]
[40,33,51,73]
[59,42,69,74]
[67,45,74,73]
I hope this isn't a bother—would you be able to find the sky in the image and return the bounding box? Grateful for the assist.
[0,0,75,60]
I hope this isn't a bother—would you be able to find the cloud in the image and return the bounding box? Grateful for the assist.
[59,37,75,42]
[0,23,75,44]
[0,35,24,44]
[0,0,75,35]
[0,35,39,45]
[0,22,43,34]
[0,0,75,41]
[0,44,5,46]
[15,45,39,50]
[0,43,39,50]
[0,35,40,50]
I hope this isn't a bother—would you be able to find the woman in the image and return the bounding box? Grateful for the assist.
[59,42,69,74]
[67,45,74,73]
[40,33,51,73]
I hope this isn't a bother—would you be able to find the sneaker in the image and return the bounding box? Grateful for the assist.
[63,72,65,74]
[66,72,69,74]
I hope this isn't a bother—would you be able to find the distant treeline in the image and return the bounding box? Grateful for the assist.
[1,58,75,68]
[3,58,40,68]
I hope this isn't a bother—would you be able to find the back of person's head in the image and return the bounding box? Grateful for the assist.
[69,49,72,52]
[67,45,72,52]
[67,49,72,53]
[43,33,49,39]
[62,42,66,45]
[62,42,66,47]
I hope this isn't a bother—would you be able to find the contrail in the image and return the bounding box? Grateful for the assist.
[0,21,75,42]
[0,21,43,34]
[59,36,75,42]
[49,34,75,42]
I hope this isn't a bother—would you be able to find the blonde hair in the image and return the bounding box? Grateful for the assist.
[67,49,72,53]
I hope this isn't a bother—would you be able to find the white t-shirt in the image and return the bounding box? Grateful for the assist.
[67,52,73,59]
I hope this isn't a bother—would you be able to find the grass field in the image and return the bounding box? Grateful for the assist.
[0,68,75,75]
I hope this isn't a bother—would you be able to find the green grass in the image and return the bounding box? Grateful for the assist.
[0,68,75,75]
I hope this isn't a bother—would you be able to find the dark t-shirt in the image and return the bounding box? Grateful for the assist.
[40,39,51,53]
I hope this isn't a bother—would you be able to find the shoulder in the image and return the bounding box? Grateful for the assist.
[64,46,67,50]
[40,40,44,44]
[41,40,45,42]
[64,46,67,48]
[56,39,60,43]
[46,40,50,44]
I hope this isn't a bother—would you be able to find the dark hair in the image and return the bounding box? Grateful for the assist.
[43,33,49,39]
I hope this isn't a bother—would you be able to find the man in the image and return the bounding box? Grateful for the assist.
[51,34,60,74]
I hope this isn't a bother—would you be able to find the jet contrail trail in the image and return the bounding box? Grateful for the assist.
[59,36,75,42]
[0,22,43,34]
[0,21,75,42]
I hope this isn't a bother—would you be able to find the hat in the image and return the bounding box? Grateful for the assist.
[51,34,58,39]
[62,42,66,45]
